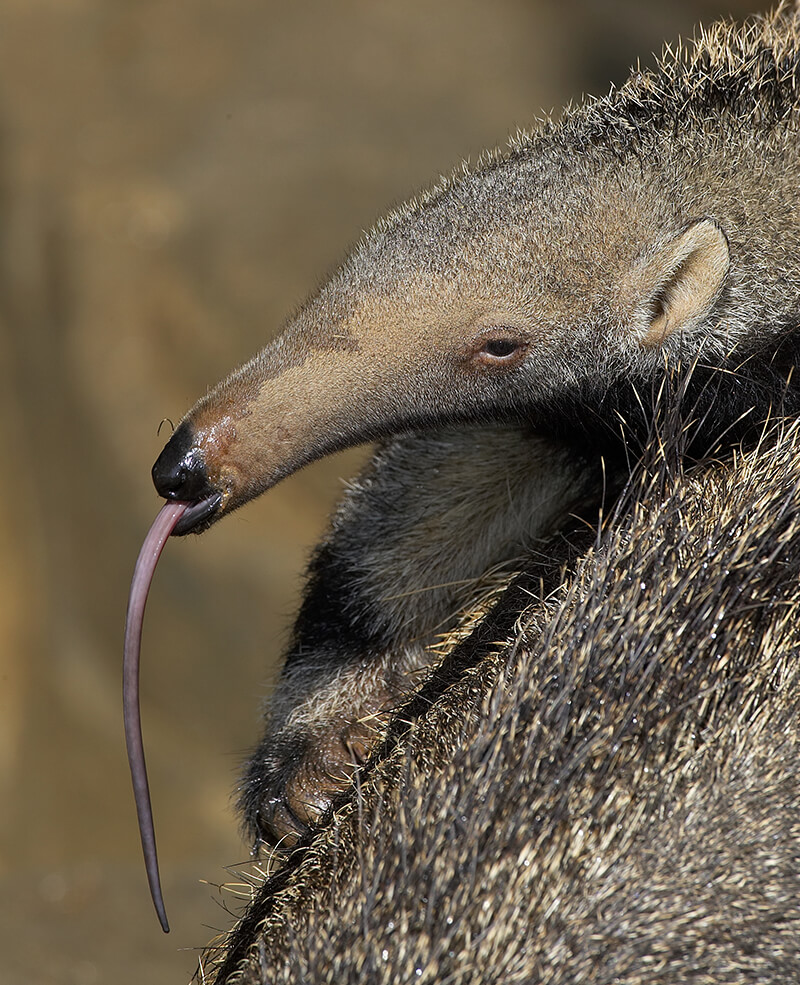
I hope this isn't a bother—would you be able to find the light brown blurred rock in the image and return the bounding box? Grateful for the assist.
[0,1,768,980]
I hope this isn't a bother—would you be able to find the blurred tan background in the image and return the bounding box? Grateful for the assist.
[0,2,771,982]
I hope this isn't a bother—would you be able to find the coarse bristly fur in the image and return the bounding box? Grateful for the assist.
[187,6,800,983]
[209,414,800,985]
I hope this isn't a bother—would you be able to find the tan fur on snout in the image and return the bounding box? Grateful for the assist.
[182,270,541,515]
[177,219,651,516]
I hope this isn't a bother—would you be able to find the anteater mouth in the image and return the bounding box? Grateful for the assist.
[171,492,223,535]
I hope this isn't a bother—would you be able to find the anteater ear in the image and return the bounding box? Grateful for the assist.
[632,218,730,347]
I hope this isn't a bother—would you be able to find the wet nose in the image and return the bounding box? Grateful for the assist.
[151,422,214,501]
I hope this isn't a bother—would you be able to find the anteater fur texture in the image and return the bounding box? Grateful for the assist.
[212,408,800,984]
[200,6,800,985]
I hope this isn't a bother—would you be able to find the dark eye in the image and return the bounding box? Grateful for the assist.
[481,339,519,358]
[472,335,528,370]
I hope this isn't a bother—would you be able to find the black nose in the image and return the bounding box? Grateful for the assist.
[152,421,214,501]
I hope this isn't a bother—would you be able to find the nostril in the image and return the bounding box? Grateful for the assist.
[151,421,214,501]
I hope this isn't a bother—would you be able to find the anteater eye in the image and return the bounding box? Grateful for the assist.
[482,339,519,358]
[471,334,527,368]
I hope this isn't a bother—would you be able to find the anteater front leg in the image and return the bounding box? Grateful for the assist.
[238,424,598,849]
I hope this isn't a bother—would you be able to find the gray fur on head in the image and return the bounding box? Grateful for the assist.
[335,1,800,381]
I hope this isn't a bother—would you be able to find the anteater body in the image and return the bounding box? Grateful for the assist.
[130,5,800,972]
[212,417,800,985]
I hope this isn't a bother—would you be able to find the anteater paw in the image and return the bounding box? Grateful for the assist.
[239,655,428,850]
[241,714,383,849]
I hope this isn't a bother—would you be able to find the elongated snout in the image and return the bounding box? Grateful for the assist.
[147,251,544,537]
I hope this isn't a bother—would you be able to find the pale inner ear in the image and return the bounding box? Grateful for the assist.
[637,218,730,347]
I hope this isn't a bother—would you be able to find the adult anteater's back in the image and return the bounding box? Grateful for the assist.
[209,412,800,984]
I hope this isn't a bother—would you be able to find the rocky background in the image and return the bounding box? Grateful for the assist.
[0,2,769,982]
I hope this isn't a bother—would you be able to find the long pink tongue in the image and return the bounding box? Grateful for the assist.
[123,500,189,934]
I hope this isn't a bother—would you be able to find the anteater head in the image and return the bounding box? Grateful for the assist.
[151,8,800,533]
[153,152,734,534]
